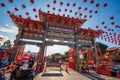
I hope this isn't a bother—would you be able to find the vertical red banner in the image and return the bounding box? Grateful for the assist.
[16,45,25,64]
[68,49,75,70]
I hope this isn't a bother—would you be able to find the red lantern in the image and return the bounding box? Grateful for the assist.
[104,26,107,28]
[8,0,13,3]
[90,0,94,4]
[22,4,26,8]
[19,15,22,18]
[111,22,115,25]
[115,25,119,28]
[30,0,34,4]
[60,2,63,5]
[67,15,69,17]
[103,3,108,7]
[14,8,19,11]
[94,10,98,14]
[67,3,70,7]
[65,8,67,12]
[110,16,114,20]
[101,22,105,25]
[78,6,81,10]
[89,15,92,18]
[58,9,61,12]
[53,7,55,10]
[73,3,76,7]
[47,4,50,8]
[75,12,77,15]
[108,29,111,31]
[79,13,82,16]
[25,12,29,15]
[53,0,56,4]
[47,10,50,13]
[70,10,72,13]
[84,15,87,18]
[0,3,5,7]
[84,7,88,11]
[96,26,99,28]
[112,29,114,32]
[63,14,65,17]
[89,10,92,13]
[33,8,36,12]
[35,15,38,18]
[7,10,11,14]
[83,0,87,3]
[96,3,100,7]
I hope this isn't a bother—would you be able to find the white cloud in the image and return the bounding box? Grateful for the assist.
[0,24,18,34]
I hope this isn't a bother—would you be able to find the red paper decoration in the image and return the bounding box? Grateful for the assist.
[73,3,76,7]
[111,22,115,25]
[101,22,105,24]
[22,4,26,8]
[19,15,22,18]
[53,0,56,4]
[96,3,100,7]
[60,2,63,5]
[94,10,98,14]
[67,3,70,7]
[30,0,34,4]
[47,10,50,13]
[25,12,29,15]
[33,8,36,12]
[0,3,5,7]
[103,3,108,7]
[115,25,119,28]
[96,26,99,28]
[8,0,13,3]
[35,15,38,18]
[79,13,82,16]
[14,8,19,11]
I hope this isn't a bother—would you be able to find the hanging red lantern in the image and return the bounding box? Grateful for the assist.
[89,10,92,13]
[103,3,108,7]
[67,3,70,7]
[60,2,63,5]
[58,9,61,12]
[112,29,114,32]
[89,15,92,18]
[79,13,82,16]
[14,8,19,11]
[70,10,72,13]
[25,12,29,15]
[84,15,87,18]
[22,4,26,8]
[30,0,34,4]
[90,0,94,4]
[96,3,100,7]
[64,8,67,12]
[73,3,76,7]
[110,16,114,20]
[75,12,77,15]
[84,7,88,11]
[83,0,87,3]
[78,6,81,10]
[47,10,50,13]
[0,3,5,7]
[96,26,99,28]
[35,15,38,18]
[8,0,13,3]
[108,29,111,31]
[63,14,65,17]
[7,10,11,14]
[53,0,56,4]
[33,8,36,12]
[47,4,50,8]
[101,22,105,25]
[104,26,107,28]
[53,7,55,10]
[115,25,119,28]
[94,10,98,14]
[111,22,115,25]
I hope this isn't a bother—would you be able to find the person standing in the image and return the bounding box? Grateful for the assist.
[28,57,34,68]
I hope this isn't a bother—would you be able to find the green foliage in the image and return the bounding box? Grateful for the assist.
[96,42,108,55]
[51,53,62,57]
[1,40,12,50]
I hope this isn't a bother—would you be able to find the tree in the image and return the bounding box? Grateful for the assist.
[96,42,108,55]
[1,40,12,50]
[64,51,68,56]
[51,53,62,57]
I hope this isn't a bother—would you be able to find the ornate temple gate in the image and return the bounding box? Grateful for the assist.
[9,10,102,71]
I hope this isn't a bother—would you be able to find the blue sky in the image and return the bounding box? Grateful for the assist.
[0,0,120,55]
